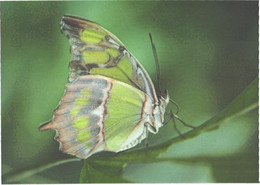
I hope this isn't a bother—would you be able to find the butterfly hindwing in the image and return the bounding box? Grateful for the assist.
[40,75,153,159]
[61,15,158,102]
[104,78,153,151]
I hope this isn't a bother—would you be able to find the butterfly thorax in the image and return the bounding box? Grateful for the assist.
[150,93,169,134]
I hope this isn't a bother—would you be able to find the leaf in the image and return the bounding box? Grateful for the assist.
[80,156,131,183]
[80,78,258,183]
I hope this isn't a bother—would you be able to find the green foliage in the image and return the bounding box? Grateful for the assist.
[2,1,258,183]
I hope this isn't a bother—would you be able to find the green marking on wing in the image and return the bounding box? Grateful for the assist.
[85,142,94,149]
[82,51,109,64]
[77,130,91,142]
[107,98,140,116]
[105,115,141,150]
[75,98,89,106]
[73,117,89,130]
[106,48,120,58]
[104,82,146,151]
[70,107,81,116]
[90,67,130,85]
[83,29,106,39]
[82,48,121,65]
[106,132,128,150]
[89,55,135,88]
[110,82,144,105]
[117,56,133,77]
[81,89,92,97]
[80,28,106,44]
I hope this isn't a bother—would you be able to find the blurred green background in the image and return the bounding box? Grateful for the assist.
[2,1,258,183]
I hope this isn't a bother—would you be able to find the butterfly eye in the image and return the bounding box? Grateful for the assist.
[159,89,169,101]
[153,103,158,109]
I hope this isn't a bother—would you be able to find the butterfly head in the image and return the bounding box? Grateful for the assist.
[159,89,170,108]
[158,90,170,118]
[152,90,170,133]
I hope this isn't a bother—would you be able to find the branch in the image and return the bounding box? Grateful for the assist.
[3,158,81,183]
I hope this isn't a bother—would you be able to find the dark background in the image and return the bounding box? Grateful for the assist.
[2,1,258,183]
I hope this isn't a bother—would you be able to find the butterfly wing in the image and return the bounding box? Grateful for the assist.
[40,75,154,159]
[61,15,158,103]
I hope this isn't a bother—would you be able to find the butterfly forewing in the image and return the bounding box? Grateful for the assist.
[61,15,158,103]
[40,75,153,159]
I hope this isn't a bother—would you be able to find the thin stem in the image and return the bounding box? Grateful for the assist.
[3,158,81,183]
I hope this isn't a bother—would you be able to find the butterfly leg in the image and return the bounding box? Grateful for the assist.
[163,111,182,137]
[173,113,196,129]
[172,113,184,138]
[163,111,174,126]
[163,110,195,138]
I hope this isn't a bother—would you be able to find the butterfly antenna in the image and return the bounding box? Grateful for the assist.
[149,33,162,95]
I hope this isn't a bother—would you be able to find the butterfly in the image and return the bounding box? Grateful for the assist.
[40,15,192,159]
